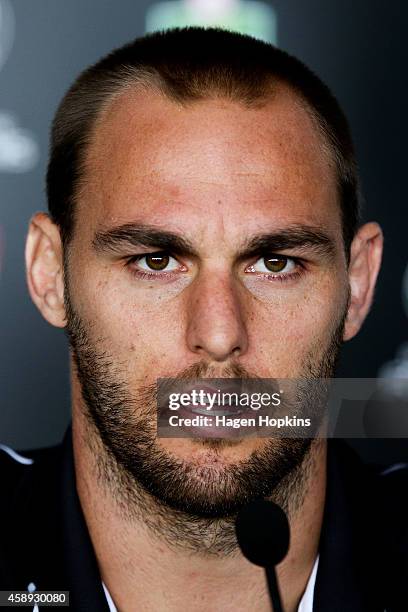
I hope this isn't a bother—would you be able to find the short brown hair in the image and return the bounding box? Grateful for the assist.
[47,27,360,251]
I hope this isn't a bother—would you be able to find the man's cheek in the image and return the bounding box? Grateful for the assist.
[248,296,342,371]
[93,296,184,362]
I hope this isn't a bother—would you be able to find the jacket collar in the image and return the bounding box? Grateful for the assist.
[314,440,386,611]
[60,424,110,611]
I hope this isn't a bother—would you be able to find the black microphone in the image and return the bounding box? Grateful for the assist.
[235,499,290,612]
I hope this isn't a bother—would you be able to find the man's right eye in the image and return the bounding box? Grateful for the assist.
[127,252,182,275]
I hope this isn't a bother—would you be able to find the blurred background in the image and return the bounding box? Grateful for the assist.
[0,0,407,463]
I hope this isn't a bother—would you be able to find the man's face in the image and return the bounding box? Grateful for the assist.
[64,87,349,524]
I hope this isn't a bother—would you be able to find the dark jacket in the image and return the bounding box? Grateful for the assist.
[0,424,407,611]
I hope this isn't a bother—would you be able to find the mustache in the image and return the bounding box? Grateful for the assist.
[133,359,261,417]
[165,360,254,381]
[138,361,282,419]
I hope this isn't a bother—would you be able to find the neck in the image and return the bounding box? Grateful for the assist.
[72,399,326,612]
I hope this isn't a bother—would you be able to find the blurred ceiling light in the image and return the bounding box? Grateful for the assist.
[0,112,39,173]
[0,1,39,173]
[145,0,277,44]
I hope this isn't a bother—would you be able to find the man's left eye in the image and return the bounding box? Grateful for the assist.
[134,252,180,272]
[246,255,296,275]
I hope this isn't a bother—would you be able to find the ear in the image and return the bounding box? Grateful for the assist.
[25,212,66,328]
[343,222,383,341]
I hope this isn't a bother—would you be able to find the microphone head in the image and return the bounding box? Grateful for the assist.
[235,499,290,567]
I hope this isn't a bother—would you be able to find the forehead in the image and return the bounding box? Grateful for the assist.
[77,86,340,240]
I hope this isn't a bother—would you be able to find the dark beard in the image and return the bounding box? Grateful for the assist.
[64,274,347,555]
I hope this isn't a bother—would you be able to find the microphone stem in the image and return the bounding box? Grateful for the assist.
[266,567,284,612]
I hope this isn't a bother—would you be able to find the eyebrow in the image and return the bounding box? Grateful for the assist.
[93,224,198,256]
[92,222,336,260]
[237,226,336,260]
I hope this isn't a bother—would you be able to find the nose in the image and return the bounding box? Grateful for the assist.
[186,269,249,363]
